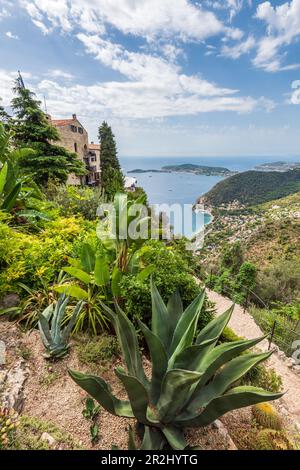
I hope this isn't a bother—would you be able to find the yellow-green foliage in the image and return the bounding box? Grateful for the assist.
[253,429,294,451]
[13,415,83,450]
[0,216,96,296]
[0,407,19,449]
[252,403,283,430]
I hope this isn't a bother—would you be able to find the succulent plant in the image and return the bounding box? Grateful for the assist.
[69,281,283,450]
[0,406,19,449]
[252,402,283,430]
[253,429,294,450]
[38,295,84,359]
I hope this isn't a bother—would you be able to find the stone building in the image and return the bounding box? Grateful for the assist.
[49,114,101,186]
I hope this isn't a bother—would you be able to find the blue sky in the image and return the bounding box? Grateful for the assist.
[0,0,300,157]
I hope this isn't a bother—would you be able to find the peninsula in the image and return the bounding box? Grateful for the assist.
[128,163,235,177]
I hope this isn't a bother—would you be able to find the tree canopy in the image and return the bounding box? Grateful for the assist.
[11,78,85,185]
[98,121,124,198]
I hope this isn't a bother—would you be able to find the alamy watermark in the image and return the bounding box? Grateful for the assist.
[96,196,208,251]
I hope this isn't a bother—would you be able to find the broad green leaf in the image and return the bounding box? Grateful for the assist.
[187,335,266,407]
[138,320,168,405]
[168,290,205,367]
[128,426,138,450]
[38,305,54,348]
[196,305,234,346]
[55,284,88,300]
[141,427,165,451]
[157,369,202,423]
[0,162,7,193]
[111,265,123,297]
[51,295,69,343]
[137,265,155,282]
[1,182,21,211]
[63,267,91,285]
[62,301,84,341]
[167,288,183,337]
[69,370,134,417]
[67,257,83,269]
[81,243,95,273]
[177,386,283,428]
[100,301,148,387]
[94,254,110,286]
[173,336,218,372]
[161,427,187,451]
[188,350,273,411]
[151,279,170,351]
[115,367,155,426]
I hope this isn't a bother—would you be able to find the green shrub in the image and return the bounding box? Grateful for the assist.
[77,334,119,366]
[243,364,283,393]
[256,260,300,305]
[0,216,96,298]
[250,306,299,357]
[219,326,283,393]
[13,416,82,450]
[219,326,243,343]
[120,241,213,329]
[45,182,106,221]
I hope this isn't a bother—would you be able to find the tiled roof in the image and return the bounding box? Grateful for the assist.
[89,143,100,150]
[52,119,74,126]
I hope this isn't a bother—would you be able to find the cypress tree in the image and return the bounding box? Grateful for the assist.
[98,121,124,198]
[11,77,85,185]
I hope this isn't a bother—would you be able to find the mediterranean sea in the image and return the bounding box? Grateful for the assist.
[120,156,300,238]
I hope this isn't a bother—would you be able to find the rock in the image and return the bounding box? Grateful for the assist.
[0,340,6,366]
[212,420,237,450]
[41,432,57,447]
[0,294,20,309]
[0,359,29,412]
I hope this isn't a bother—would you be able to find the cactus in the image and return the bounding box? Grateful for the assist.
[69,281,283,450]
[38,295,84,359]
[0,407,19,449]
[252,403,283,430]
[254,429,294,450]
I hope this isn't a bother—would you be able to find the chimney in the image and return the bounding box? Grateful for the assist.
[72,114,77,120]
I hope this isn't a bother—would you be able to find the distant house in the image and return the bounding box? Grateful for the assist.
[124,176,137,192]
[48,114,101,186]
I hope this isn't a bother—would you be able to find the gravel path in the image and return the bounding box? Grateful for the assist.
[207,289,300,427]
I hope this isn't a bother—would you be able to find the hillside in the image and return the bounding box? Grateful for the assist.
[201,169,300,206]
[201,191,300,304]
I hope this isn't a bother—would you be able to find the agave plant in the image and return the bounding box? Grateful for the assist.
[69,281,283,450]
[38,294,84,359]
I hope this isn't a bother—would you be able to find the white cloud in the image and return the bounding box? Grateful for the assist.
[221,36,255,59]
[290,80,300,104]
[20,0,241,41]
[5,31,19,39]
[254,0,300,72]
[47,69,74,80]
[0,69,32,106]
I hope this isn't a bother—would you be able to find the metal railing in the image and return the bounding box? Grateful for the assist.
[204,269,300,356]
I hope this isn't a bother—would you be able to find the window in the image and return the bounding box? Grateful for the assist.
[70,125,77,133]
[78,127,83,134]
[74,142,78,153]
